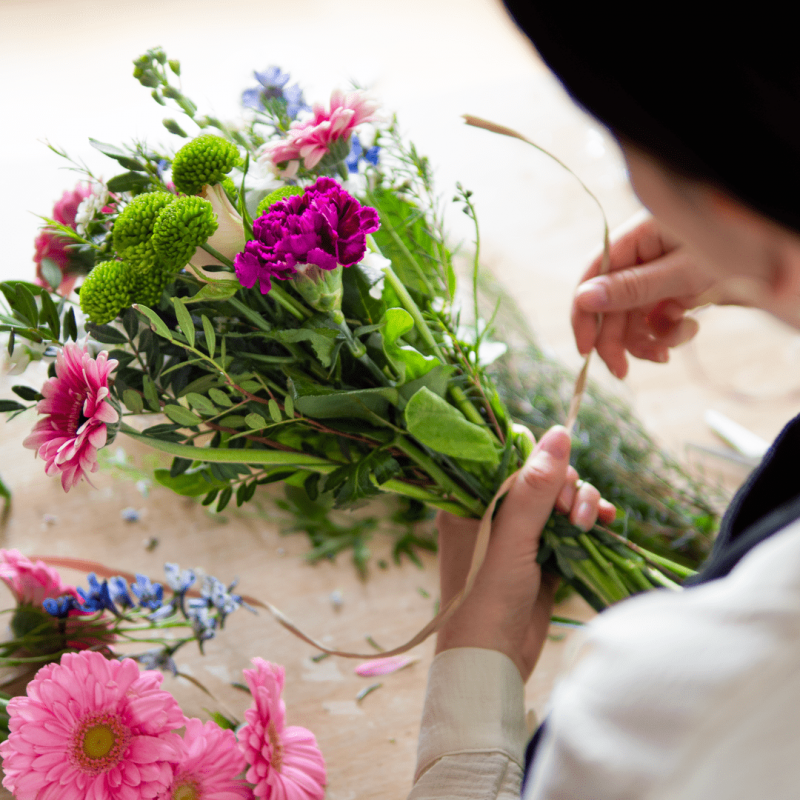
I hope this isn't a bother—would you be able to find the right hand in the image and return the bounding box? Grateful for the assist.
[572,217,717,378]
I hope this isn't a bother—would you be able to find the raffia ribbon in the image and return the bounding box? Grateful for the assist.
[36,118,611,660]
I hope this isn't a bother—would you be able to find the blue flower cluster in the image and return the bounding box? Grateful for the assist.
[345,134,380,173]
[242,66,308,121]
[42,564,255,659]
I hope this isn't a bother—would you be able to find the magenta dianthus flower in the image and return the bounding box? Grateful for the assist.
[0,651,186,800]
[23,342,119,492]
[238,658,326,800]
[234,177,379,295]
[262,89,379,171]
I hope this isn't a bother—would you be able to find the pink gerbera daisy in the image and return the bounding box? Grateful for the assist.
[0,651,186,800]
[239,658,326,800]
[262,89,379,171]
[23,341,119,491]
[158,718,252,800]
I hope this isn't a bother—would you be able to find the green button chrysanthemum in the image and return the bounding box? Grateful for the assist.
[152,196,218,270]
[79,261,134,324]
[171,135,240,196]
[113,192,176,270]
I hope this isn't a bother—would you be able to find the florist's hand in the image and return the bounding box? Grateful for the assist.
[572,217,716,379]
[435,426,617,682]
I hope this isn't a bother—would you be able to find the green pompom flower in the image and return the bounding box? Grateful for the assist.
[255,185,305,217]
[152,196,218,270]
[171,135,240,196]
[79,261,134,324]
[113,192,176,269]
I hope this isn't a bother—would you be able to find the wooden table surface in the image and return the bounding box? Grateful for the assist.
[3,1,800,797]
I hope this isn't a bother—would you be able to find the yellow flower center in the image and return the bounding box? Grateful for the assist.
[83,723,115,759]
[70,712,131,775]
[173,779,201,800]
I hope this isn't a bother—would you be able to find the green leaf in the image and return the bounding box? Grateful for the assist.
[12,385,41,402]
[398,364,455,404]
[89,324,128,345]
[172,298,195,348]
[64,307,78,341]
[216,487,233,512]
[178,374,219,397]
[154,468,224,497]
[268,399,282,423]
[134,304,172,340]
[201,316,216,358]
[185,392,217,415]
[218,414,247,429]
[294,387,399,421]
[163,404,203,427]
[0,400,25,412]
[14,284,38,327]
[208,388,232,407]
[323,450,401,507]
[380,307,439,383]
[404,387,499,464]
[106,172,152,193]
[39,259,63,292]
[184,280,240,304]
[39,290,60,339]
[122,389,144,414]
[245,412,268,430]
[268,328,338,367]
[284,394,295,418]
[142,375,161,411]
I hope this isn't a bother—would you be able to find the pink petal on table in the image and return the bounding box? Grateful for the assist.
[355,656,417,677]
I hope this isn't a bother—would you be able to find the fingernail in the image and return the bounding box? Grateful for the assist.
[574,501,594,532]
[575,279,609,310]
[538,426,570,459]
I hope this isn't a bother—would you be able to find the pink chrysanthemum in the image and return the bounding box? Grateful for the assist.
[0,548,79,606]
[0,651,186,800]
[234,177,379,294]
[158,718,252,800]
[239,658,326,800]
[262,89,379,170]
[23,342,119,491]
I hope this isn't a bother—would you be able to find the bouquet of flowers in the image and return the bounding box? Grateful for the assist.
[1,48,716,616]
[0,550,326,799]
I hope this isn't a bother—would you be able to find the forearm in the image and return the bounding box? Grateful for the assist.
[408,648,529,800]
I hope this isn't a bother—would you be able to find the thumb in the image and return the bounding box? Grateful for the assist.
[490,426,571,554]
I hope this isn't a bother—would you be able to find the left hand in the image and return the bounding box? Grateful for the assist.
[435,426,616,681]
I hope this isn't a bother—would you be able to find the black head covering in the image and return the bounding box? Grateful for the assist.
[501,4,800,233]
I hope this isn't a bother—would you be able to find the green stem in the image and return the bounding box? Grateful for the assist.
[227,296,274,330]
[200,243,236,269]
[596,543,654,593]
[394,437,485,517]
[577,532,630,598]
[268,284,311,320]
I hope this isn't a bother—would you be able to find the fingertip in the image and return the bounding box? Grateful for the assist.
[536,426,571,460]
[574,279,610,311]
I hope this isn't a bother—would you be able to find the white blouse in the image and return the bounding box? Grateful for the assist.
[409,518,800,800]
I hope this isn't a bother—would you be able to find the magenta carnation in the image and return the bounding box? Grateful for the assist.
[234,177,380,294]
[23,342,119,492]
[0,651,186,800]
[238,658,326,800]
[0,548,80,607]
[34,184,92,293]
[262,89,379,171]
[158,718,251,800]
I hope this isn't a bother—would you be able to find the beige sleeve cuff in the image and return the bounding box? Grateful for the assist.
[414,647,529,783]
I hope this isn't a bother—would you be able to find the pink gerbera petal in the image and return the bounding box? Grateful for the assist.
[238,659,326,800]
[0,651,185,799]
[23,341,119,493]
